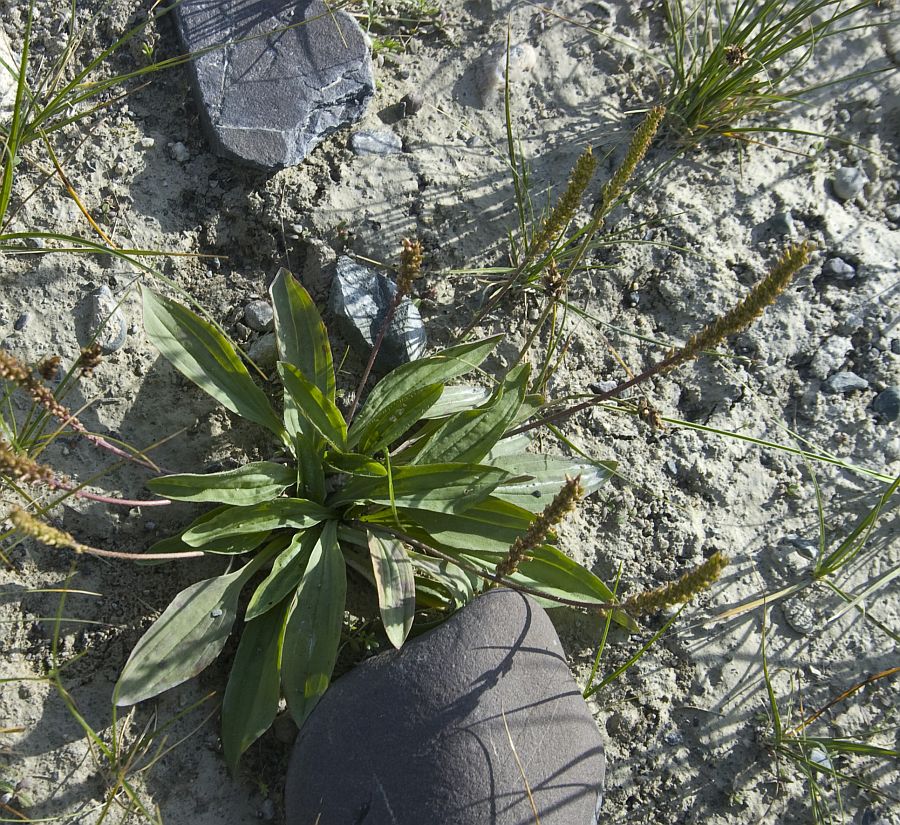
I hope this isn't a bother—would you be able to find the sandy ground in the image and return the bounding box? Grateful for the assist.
[1,0,898,823]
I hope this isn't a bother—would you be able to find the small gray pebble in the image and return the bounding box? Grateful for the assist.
[785,534,817,558]
[872,386,900,422]
[259,798,276,821]
[591,380,618,394]
[770,210,796,237]
[89,285,127,353]
[350,129,402,155]
[782,600,815,635]
[832,166,867,201]
[824,371,869,394]
[13,312,30,331]
[170,141,190,163]
[399,91,424,117]
[891,338,900,356]
[886,204,900,222]
[663,729,683,746]
[823,257,855,280]
[625,291,640,307]
[248,333,278,370]
[243,300,274,332]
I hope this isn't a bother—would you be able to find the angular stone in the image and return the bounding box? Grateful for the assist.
[350,128,402,155]
[824,370,868,394]
[285,589,606,824]
[823,257,855,280]
[89,285,127,353]
[832,166,867,201]
[243,300,274,332]
[248,332,277,370]
[174,0,375,169]
[329,256,426,371]
[770,210,796,237]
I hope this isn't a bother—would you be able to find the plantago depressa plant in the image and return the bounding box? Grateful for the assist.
[110,268,623,771]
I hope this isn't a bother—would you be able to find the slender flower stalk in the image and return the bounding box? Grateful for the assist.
[530,147,597,260]
[622,551,728,615]
[494,475,584,580]
[0,436,170,506]
[9,509,203,560]
[508,241,814,437]
[663,240,814,370]
[348,238,424,422]
[1,348,162,471]
[597,105,666,217]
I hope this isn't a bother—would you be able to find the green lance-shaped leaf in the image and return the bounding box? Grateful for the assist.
[281,521,346,728]
[116,550,273,706]
[147,461,296,506]
[367,531,416,649]
[143,505,271,560]
[414,364,530,465]
[270,268,335,401]
[390,496,538,555]
[324,449,387,477]
[221,598,289,773]
[354,383,444,457]
[245,526,322,621]
[290,430,327,504]
[420,384,491,419]
[468,543,636,631]
[182,499,334,547]
[487,454,616,512]
[329,463,510,515]
[348,335,502,449]
[141,287,284,439]
[407,549,477,609]
[278,362,348,449]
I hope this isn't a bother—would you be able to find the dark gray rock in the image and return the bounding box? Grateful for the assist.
[872,386,900,422]
[350,128,402,155]
[174,0,375,169]
[824,371,869,394]
[832,166,867,201]
[285,589,606,825]
[243,300,274,332]
[13,313,30,332]
[89,285,127,353]
[329,256,426,371]
[399,90,425,117]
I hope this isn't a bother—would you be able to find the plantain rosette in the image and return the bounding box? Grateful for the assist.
[116,269,626,771]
